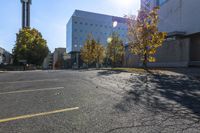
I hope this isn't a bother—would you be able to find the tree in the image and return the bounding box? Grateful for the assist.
[127,7,167,68]
[107,33,125,67]
[13,28,49,65]
[80,34,95,67]
[93,41,105,68]
[80,34,105,68]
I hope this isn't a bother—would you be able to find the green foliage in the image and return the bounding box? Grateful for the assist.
[127,7,167,68]
[13,28,49,65]
[80,34,105,67]
[107,33,125,67]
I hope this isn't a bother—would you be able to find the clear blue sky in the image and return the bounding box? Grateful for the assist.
[0,0,140,53]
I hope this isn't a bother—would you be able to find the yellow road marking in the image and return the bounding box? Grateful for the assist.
[0,79,59,84]
[0,87,65,95]
[0,107,79,123]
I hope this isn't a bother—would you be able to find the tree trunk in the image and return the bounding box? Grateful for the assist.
[143,53,147,70]
[113,49,116,68]
[143,45,148,70]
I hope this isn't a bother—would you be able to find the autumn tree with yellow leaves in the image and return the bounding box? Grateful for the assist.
[107,33,125,67]
[80,34,105,68]
[127,7,166,68]
[13,28,49,65]
[94,41,105,68]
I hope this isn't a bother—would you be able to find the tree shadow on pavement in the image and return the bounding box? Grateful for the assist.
[116,73,200,115]
[111,73,200,132]
[97,70,123,76]
[156,68,200,80]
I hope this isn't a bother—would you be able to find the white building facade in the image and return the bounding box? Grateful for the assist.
[0,47,12,65]
[67,10,128,67]
[0,48,4,64]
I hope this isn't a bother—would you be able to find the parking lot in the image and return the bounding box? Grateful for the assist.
[0,70,200,133]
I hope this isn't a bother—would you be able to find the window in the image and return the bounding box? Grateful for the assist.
[156,0,168,6]
[80,22,83,24]
[90,24,93,26]
[85,22,88,25]
[74,21,78,24]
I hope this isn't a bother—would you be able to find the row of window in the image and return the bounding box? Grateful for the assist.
[156,0,168,6]
[74,21,127,31]
[74,21,111,28]
[74,29,111,35]
[74,28,126,33]
[73,34,127,43]
[74,29,126,36]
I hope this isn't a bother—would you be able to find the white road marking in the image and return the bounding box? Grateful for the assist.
[0,87,65,95]
[0,79,59,84]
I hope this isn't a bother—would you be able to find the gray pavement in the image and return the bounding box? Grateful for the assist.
[0,70,200,133]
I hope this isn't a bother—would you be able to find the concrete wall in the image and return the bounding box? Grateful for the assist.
[190,34,200,61]
[190,34,200,66]
[151,38,190,67]
[124,38,190,67]
[158,0,200,35]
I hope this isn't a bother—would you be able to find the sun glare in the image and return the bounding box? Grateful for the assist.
[113,21,118,28]
[110,0,134,8]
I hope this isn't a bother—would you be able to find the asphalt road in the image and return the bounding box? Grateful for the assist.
[0,70,200,133]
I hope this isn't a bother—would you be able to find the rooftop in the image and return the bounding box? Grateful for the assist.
[72,10,127,23]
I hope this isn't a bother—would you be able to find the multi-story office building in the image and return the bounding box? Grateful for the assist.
[141,0,200,35]
[43,48,68,70]
[0,48,4,64]
[141,0,168,11]
[67,10,128,67]
[125,0,200,67]
[0,47,12,65]
[42,52,53,69]
[141,0,156,11]
[53,48,67,69]
[159,0,200,67]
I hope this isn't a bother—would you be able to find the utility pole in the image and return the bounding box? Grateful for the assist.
[21,0,32,28]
